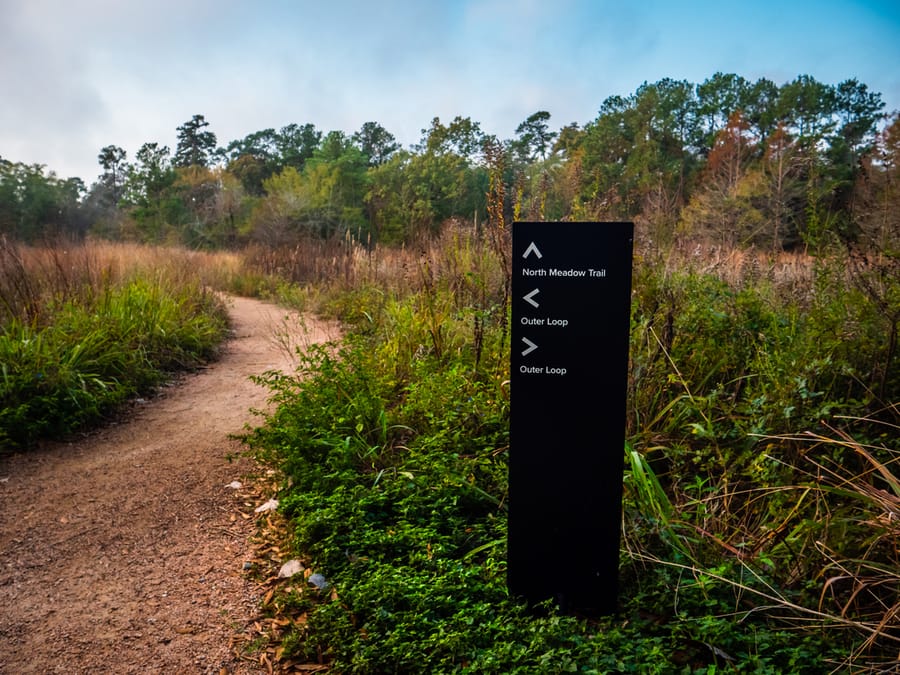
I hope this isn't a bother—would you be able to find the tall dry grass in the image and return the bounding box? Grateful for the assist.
[0,237,236,447]
[0,236,245,327]
[243,228,823,310]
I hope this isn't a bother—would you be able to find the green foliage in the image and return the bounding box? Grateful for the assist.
[241,230,900,670]
[7,71,893,251]
[367,148,488,244]
[0,276,227,448]
[244,329,852,672]
[628,256,891,481]
[174,114,217,168]
[0,161,89,241]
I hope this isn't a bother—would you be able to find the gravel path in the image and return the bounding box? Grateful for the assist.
[0,296,337,674]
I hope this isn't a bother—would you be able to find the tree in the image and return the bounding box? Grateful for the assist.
[223,128,281,195]
[210,170,245,247]
[223,129,274,195]
[0,161,89,241]
[248,166,309,247]
[97,145,127,205]
[125,143,178,242]
[629,79,700,235]
[680,111,766,247]
[696,72,751,149]
[367,148,487,244]
[303,132,370,236]
[418,116,485,160]
[706,110,756,192]
[647,78,701,153]
[352,121,400,167]
[761,123,804,249]
[224,128,279,164]
[775,75,836,147]
[0,159,21,236]
[848,114,900,399]
[577,81,699,224]
[248,132,373,242]
[826,79,886,211]
[578,95,637,219]
[854,113,900,253]
[128,143,174,202]
[174,114,217,168]
[743,77,781,142]
[831,79,884,159]
[552,122,584,157]
[277,123,322,171]
[513,111,557,161]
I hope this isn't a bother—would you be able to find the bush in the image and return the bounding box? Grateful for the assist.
[0,272,227,448]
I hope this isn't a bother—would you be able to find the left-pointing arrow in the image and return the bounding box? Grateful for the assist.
[523,288,540,308]
[521,337,538,356]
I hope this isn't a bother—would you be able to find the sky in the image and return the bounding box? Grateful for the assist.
[2,0,899,184]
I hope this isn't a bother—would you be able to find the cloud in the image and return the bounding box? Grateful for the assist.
[0,3,112,175]
[2,0,898,182]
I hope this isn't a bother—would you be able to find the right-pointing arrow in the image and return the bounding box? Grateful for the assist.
[521,337,538,356]
[523,288,540,308]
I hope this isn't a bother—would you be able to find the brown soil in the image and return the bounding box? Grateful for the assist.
[0,296,339,674]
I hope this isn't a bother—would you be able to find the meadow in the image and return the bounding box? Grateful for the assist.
[239,227,898,673]
[0,238,238,447]
[1,231,896,672]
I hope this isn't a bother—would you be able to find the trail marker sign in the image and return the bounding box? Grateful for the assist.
[508,221,634,615]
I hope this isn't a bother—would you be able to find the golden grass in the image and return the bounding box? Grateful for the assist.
[0,236,245,326]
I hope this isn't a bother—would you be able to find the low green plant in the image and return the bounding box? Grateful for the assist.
[244,283,883,671]
[239,229,900,672]
[0,277,227,448]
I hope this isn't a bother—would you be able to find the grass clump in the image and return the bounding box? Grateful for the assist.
[0,238,229,448]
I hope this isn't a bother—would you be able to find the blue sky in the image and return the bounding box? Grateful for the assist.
[2,0,898,183]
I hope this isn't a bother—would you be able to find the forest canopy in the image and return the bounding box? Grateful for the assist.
[1,72,896,252]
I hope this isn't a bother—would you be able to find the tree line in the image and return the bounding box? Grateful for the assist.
[1,72,897,251]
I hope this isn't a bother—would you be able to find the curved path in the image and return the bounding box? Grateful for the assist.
[0,296,338,674]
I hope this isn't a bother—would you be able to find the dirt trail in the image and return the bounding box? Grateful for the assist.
[0,296,338,674]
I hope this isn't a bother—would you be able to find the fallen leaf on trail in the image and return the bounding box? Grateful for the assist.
[278,559,304,578]
[225,481,242,489]
[254,498,279,513]
[263,589,275,606]
[308,573,329,590]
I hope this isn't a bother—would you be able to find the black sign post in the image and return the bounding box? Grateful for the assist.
[508,221,634,615]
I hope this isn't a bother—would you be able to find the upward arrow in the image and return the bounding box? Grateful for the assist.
[522,241,542,259]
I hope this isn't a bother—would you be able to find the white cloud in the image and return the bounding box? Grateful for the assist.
[1,0,898,182]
